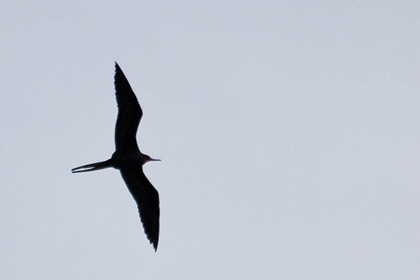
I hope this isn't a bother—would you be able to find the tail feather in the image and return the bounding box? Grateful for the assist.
[72,159,113,173]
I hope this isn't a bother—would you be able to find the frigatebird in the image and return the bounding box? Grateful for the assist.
[72,63,161,251]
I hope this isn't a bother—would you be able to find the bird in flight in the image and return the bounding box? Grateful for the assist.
[72,62,161,251]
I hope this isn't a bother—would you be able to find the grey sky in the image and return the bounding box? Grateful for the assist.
[1,1,419,279]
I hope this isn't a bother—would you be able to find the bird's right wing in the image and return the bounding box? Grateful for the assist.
[114,63,143,153]
[120,166,160,251]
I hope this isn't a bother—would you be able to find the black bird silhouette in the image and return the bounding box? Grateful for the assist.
[72,63,161,251]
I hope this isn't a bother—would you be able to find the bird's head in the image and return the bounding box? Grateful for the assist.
[142,154,161,165]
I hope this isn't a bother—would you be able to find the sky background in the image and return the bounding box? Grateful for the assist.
[1,1,419,279]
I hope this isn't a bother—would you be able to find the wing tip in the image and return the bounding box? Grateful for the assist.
[115,61,122,74]
[145,229,159,251]
[147,232,159,251]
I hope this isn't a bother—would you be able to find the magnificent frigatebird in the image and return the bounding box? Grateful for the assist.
[72,63,161,251]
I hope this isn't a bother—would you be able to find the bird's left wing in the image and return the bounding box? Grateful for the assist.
[120,166,160,251]
[114,63,143,153]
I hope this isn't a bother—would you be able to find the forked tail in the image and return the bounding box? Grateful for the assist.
[71,159,113,173]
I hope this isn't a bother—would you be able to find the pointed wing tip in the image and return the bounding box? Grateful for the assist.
[144,226,159,251]
[115,62,122,73]
[147,234,159,251]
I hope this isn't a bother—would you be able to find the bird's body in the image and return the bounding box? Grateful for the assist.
[72,63,160,251]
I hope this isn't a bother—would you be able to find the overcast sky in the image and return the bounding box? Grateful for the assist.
[1,1,419,279]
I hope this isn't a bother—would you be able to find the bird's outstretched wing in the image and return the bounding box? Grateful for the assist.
[114,63,143,153]
[120,166,160,251]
